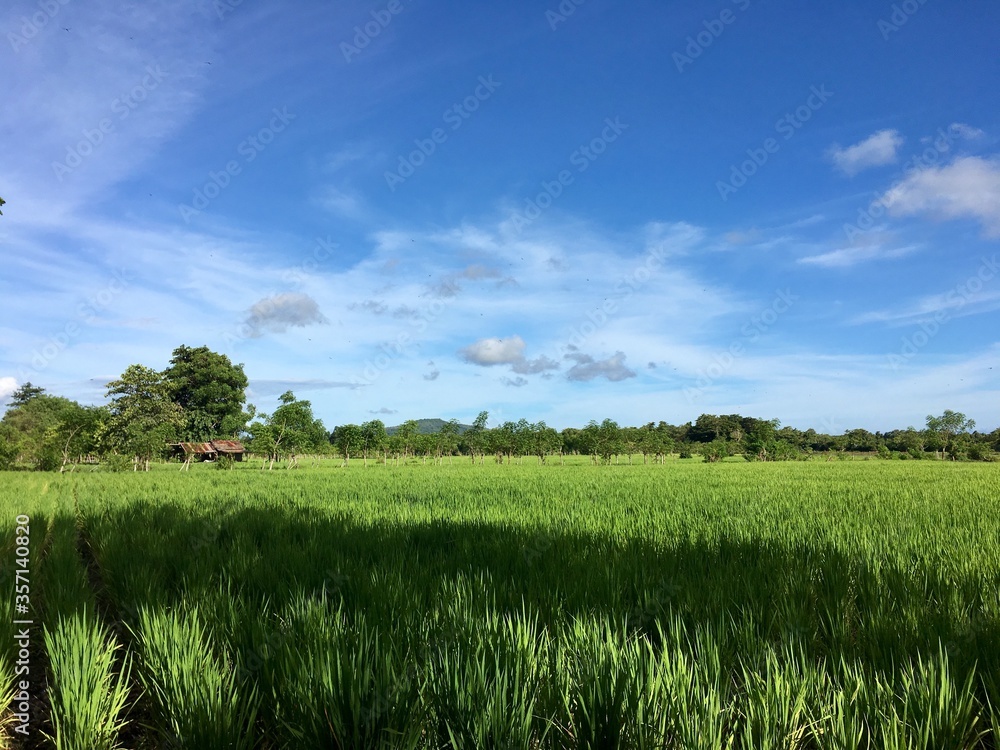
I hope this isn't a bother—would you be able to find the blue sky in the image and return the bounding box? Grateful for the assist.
[1,0,998,432]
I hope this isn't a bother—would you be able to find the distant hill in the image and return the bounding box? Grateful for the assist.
[386,418,474,436]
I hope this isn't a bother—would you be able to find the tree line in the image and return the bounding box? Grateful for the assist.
[1,345,997,471]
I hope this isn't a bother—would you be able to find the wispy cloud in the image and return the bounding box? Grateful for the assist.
[316,186,367,220]
[882,156,1000,236]
[250,378,358,395]
[501,376,528,387]
[828,129,904,176]
[799,243,917,268]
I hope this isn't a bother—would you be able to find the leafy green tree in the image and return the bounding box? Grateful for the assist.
[8,382,46,408]
[164,345,249,440]
[395,420,419,461]
[435,419,461,464]
[640,422,675,464]
[466,411,490,464]
[699,439,730,463]
[620,426,644,464]
[360,419,387,466]
[101,365,183,470]
[844,428,877,452]
[2,388,105,471]
[249,391,327,468]
[0,423,21,469]
[0,196,5,215]
[332,423,363,466]
[743,418,781,461]
[582,419,621,464]
[926,410,976,460]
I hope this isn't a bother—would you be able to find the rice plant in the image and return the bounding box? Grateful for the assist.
[132,605,258,749]
[0,459,996,746]
[43,613,133,750]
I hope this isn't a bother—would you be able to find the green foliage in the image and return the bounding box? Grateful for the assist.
[246,391,327,463]
[214,454,235,471]
[101,454,134,473]
[43,614,134,750]
[164,345,250,440]
[101,365,183,469]
[332,422,363,463]
[0,387,104,470]
[0,423,20,470]
[699,439,730,463]
[2,462,1000,745]
[132,606,257,749]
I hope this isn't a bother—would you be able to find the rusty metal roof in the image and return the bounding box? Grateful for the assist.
[172,442,216,454]
[210,440,245,453]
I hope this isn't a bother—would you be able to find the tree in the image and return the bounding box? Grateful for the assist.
[8,382,46,408]
[164,345,249,440]
[699,439,729,463]
[250,391,327,469]
[583,419,621,464]
[360,420,387,466]
[102,365,183,470]
[926,410,975,460]
[332,423,363,466]
[844,428,877,453]
[2,388,105,471]
[394,420,419,462]
[466,411,490,464]
[743,418,781,461]
[436,419,461,464]
[0,423,19,470]
[0,197,5,216]
[620,426,643,464]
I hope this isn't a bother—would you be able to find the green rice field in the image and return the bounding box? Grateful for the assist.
[1,459,999,748]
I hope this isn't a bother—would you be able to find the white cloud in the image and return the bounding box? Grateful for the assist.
[799,244,917,268]
[948,123,985,141]
[459,336,527,366]
[882,156,1000,236]
[317,187,367,220]
[564,348,636,382]
[458,336,560,375]
[0,377,18,402]
[828,129,904,175]
[244,293,329,337]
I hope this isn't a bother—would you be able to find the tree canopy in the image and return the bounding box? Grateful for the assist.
[165,345,249,440]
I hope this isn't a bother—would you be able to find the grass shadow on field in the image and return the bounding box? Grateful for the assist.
[82,501,1000,682]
